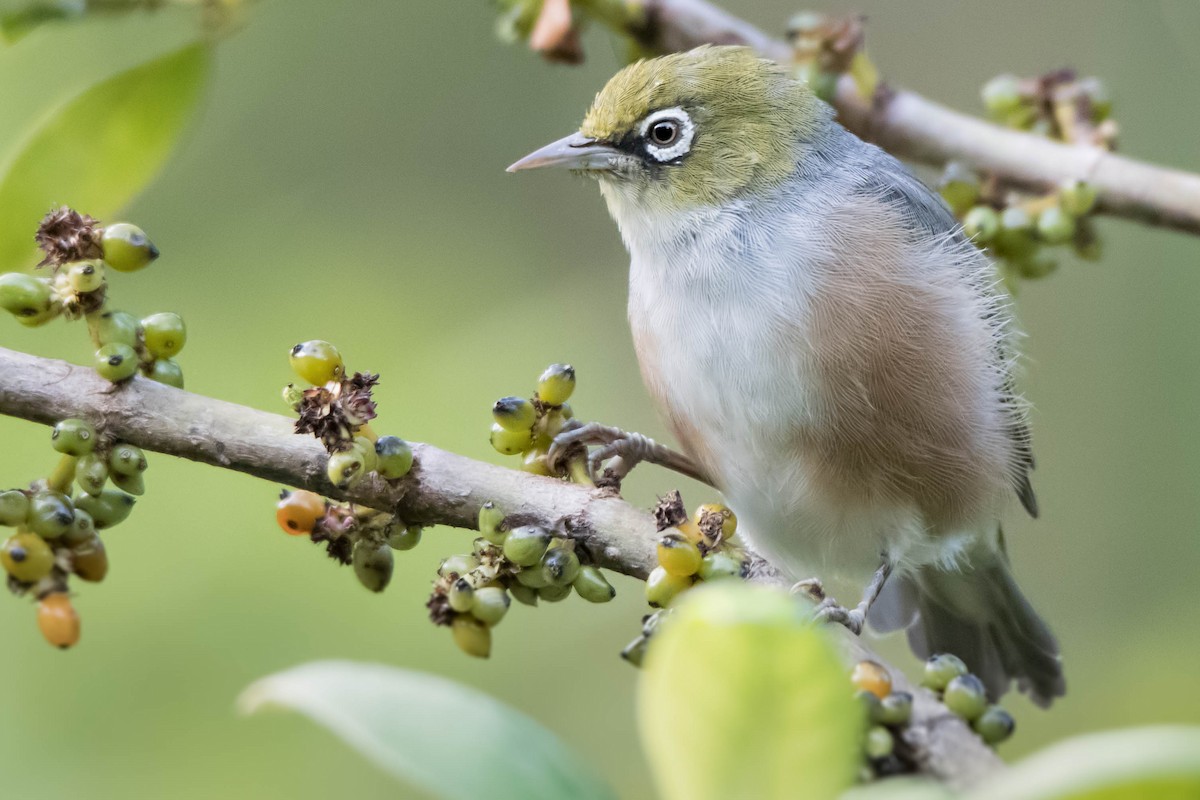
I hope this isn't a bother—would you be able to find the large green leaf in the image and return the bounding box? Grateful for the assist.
[970,726,1200,800]
[238,660,617,800]
[0,41,210,271]
[639,583,863,800]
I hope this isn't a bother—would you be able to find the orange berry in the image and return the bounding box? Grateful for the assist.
[276,490,325,536]
[851,660,893,699]
[37,593,80,649]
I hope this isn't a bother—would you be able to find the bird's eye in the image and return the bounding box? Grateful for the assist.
[649,120,680,146]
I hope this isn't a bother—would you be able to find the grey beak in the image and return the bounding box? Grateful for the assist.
[507,131,621,173]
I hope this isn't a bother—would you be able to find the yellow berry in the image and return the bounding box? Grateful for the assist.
[101,223,158,272]
[851,660,893,699]
[645,565,692,607]
[536,364,575,406]
[451,615,491,658]
[1,531,55,582]
[657,532,703,577]
[289,340,344,385]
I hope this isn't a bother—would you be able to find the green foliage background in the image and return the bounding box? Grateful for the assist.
[0,1,1197,797]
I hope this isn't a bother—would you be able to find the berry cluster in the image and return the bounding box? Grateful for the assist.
[851,660,915,777]
[786,11,876,103]
[1,417,144,649]
[920,653,1015,747]
[644,491,747,608]
[426,501,616,658]
[981,70,1114,148]
[0,207,186,385]
[489,364,586,482]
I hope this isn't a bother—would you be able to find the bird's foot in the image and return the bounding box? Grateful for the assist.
[547,421,709,490]
[814,598,866,635]
[792,562,893,637]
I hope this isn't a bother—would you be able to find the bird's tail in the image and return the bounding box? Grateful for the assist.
[867,549,1065,707]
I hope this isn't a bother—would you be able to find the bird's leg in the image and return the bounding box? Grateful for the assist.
[792,561,894,636]
[547,421,712,490]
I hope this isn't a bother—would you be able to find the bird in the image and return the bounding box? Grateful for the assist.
[508,45,1064,706]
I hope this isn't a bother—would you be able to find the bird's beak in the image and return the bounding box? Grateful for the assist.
[506,132,621,173]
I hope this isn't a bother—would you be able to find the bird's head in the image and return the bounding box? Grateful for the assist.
[508,46,827,213]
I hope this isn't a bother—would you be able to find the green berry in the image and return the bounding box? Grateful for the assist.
[1078,77,1111,121]
[110,470,145,496]
[993,207,1036,259]
[943,674,989,722]
[108,443,147,477]
[938,163,981,215]
[572,565,615,603]
[645,565,691,607]
[698,551,743,581]
[438,553,479,578]
[141,312,186,359]
[373,436,413,480]
[94,343,138,382]
[0,272,52,318]
[1037,206,1076,244]
[75,453,109,496]
[865,726,895,759]
[1,531,55,582]
[492,396,536,431]
[352,540,394,593]
[981,74,1025,117]
[451,615,491,658]
[922,653,969,691]
[856,689,883,724]
[350,437,378,475]
[503,525,552,566]
[326,449,366,490]
[61,509,97,547]
[148,358,184,388]
[508,582,538,607]
[963,206,1000,243]
[537,583,572,602]
[27,490,74,538]
[289,340,344,385]
[94,310,140,348]
[541,546,581,586]
[0,490,30,526]
[490,422,532,456]
[478,501,507,545]
[387,524,422,551]
[15,303,61,327]
[74,490,135,529]
[51,418,97,456]
[1059,179,1098,217]
[64,260,105,293]
[448,577,475,612]
[1014,250,1058,280]
[514,565,550,588]
[101,223,158,272]
[537,364,575,406]
[470,586,510,625]
[879,691,913,727]
[973,705,1015,745]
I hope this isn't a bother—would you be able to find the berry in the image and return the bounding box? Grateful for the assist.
[1,532,55,582]
[879,691,913,727]
[490,422,532,456]
[943,674,989,722]
[973,705,1015,745]
[74,490,135,529]
[492,396,536,431]
[865,726,895,759]
[448,577,476,612]
[645,565,691,607]
[922,653,969,691]
[438,553,479,578]
[15,304,60,327]
[373,436,414,480]
[1059,179,1098,217]
[1014,250,1059,280]
[657,532,703,577]
[0,490,30,526]
[326,449,366,490]
[110,470,145,496]
[75,454,108,496]
[276,490,324,536]
[141,312,186,359]
[27,490,74,538]
[851,660,893,699]
[537,363,575,406]
[70,534,108,582]
[352,540,394,593]
[573,565,616,603]
[37,593,81,649]
[64,260,105,293]
[1079,77,1111,121]
[993,207,1036,260]
[537,583,572,602]
[981,74,1024,117]
[451,615,491,658]
[478,501,507,545]
[93,310,140,348]
[698,551,743,581]
[519,450,551,476]
[387,524,422,551]
[1036,206,1076,244]
[51,418,97,456]
[502,525,552,566]
[94,343,138,382]
[148,358,184,388]
[541,546,581,586]
[514,565,550,588]
[693,503,737,541]
[0,272,52,318]
[289,340,344,385]
[470,586,510,625]
[856,689,883,724]
[508,582,538,607]
[938,163,981,216]
[350,437,378,474]
[101,222,158,272]
[61,509,97,547]
[108,443,147,477]
[963,206,1000,243]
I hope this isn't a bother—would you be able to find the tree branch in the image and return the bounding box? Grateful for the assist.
[607,0,1200,235]
[0,344,1002,787]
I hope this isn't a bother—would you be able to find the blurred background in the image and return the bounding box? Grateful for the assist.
[0,1,1197,797]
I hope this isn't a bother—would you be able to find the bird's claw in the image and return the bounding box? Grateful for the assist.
[793,578,865,635]
[547,422,659,489]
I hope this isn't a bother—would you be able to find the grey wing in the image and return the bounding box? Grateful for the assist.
[859,151,1039,517]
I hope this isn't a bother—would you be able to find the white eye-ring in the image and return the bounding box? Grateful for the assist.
[640,107,695,162]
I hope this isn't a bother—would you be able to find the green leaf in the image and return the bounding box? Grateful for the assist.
[0,41,210,271]
[970,726,1200,800]
[238,660,617,800]
[639,583,863,800]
